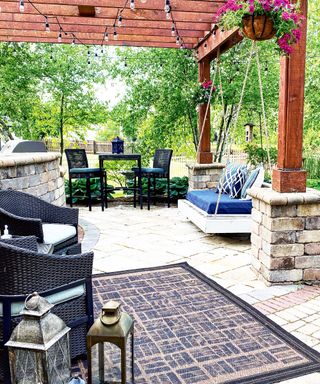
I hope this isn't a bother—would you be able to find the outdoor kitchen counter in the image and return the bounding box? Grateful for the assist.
[0,152,66,206]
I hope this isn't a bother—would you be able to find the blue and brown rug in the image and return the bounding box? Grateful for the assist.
[78,263,320,383]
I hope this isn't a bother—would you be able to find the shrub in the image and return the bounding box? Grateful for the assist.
[126,176,189,200]
[65,178,114,204]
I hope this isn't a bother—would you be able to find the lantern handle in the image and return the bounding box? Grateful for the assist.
[24,292,40,310]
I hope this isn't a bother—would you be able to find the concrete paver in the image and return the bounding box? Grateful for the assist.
[80,205,320,384]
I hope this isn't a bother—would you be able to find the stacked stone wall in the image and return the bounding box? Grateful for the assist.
[248,187,320,284]
[0,153,65,206]
[187,163,225,190]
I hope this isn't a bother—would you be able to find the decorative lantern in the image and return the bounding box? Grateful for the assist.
[86,300,134,384]
[244,122,255,143]
[5,292,71,384]
[112,136,124,154]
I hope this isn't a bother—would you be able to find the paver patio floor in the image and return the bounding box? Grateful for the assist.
[80,205,320,384]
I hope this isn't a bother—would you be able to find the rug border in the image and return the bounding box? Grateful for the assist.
[93,262,320,384]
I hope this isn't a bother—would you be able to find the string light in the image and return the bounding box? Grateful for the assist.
[130,0,135,10]
[19,0,25,12]
[171,23,175,37]
[45,16,50,32]
[118,15,122,27]
[72,37,76,45]
[113,30,118,40]
[176,36,180,46]
[58,27,62,43]
[104,32,109,41]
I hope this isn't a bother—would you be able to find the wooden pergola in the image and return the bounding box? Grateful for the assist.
[0,0,308,193]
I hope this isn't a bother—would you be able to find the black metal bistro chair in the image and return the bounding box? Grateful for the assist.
[133,149,173,210]
[65,149,106,211]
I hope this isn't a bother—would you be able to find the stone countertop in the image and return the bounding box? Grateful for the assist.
[248,186,320,206]
[0,152,61,168]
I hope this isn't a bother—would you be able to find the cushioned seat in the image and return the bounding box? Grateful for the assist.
[0,283,85,317]
[132,167,165,174]
[42,223,77,245]
[70,167,101,173]
[187,189,252,215]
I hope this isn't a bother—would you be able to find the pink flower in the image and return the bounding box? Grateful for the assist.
[292,28,301,41]
[282,12,290,21]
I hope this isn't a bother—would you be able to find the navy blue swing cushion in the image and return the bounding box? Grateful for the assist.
[186,189,252,215]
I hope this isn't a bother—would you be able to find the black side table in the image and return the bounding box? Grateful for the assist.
[98,153,143,209]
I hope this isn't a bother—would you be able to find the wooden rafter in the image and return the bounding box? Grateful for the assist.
[0,0,226,48]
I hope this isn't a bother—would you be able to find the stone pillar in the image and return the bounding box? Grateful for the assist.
[248,187,320,285]
[187,163,224,190]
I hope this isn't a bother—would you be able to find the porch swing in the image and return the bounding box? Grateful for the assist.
[179,41,271,234]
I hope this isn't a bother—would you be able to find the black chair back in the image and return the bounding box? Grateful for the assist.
[65,149,89,170]
[153,149,173,175]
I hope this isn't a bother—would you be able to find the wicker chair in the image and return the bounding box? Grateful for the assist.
[133,149,173,210]
[0,237,94,383]
[0,189,79,253]
[65,148,106,211]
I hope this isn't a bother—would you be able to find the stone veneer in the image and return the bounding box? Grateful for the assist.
[248,186,320,285]
[0,152,65,206]
[187,163,225,190]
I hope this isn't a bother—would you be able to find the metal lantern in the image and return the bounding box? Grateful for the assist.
[86,300,134,384]
[5,292,71,384]
[112,136,124,154]
[244,122,255,142]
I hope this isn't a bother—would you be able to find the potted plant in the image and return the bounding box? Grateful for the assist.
[215,0,303,55]
[192,80,217,105]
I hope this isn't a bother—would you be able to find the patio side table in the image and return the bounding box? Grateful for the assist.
[98,153,143,209]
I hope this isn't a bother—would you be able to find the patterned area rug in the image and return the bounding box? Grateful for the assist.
[78,263,320,383]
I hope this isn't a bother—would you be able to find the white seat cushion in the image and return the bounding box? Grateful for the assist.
[42,223,77,245]
[0,284,85,317]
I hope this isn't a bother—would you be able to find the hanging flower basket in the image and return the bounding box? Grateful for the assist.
[192,81,217,106]
[241,15,276,41]
[215,0,303,55]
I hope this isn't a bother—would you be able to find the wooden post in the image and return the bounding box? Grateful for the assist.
[197,58,213,164]
[272,0,308,193]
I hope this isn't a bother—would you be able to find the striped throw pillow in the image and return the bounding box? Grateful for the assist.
[217,164,248,199]
[241,167,264,199]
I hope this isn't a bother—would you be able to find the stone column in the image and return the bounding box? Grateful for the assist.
[248,187,320,285]
[187,163,224,190]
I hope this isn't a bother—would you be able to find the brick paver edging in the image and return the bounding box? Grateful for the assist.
[254,286,320,315]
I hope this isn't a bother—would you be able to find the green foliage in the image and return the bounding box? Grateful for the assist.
[304,156,320,179]
[103,48,199,158]
[244,143,277,166]
[127,176,189,200]
[306,179,320,191]
[64,178,114,204]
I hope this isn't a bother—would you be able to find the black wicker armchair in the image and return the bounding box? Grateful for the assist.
[0,237,94,383]
[0,189,79,253]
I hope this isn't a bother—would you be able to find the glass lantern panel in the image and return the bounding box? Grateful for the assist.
[90,340,133,384]
[46,334,70,384]
[13,349,44,383]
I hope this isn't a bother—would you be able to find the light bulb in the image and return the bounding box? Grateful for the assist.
[130,0,135,10]
[72,38,75,45]
[104,32,109,41]
[58,28,62,43]
[166,11,171,20]
[113,31,118,40]
[171,24,175,36]
[118,15,122,27]
[176,36,180,45]
[19,0,24,12]
[45,17,50,32]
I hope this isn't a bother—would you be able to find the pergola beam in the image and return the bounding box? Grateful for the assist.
[3,0,223,13]
[197,27,243,62]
